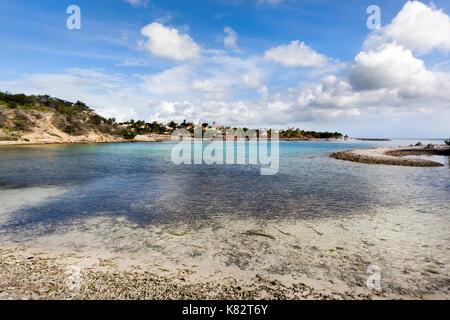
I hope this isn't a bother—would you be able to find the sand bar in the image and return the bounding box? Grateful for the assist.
[330,145,449,167]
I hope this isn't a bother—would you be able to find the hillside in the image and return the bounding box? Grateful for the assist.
[0,92,165,144]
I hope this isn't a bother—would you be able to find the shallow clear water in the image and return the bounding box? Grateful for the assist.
[0,139,449,240]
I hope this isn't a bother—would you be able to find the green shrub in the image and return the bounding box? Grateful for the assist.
[89,115,103,126]
[445,139,450,146]
[18,105,49,112]
[117,128,136,140]
[7,101,17,109]
[0,133,20,141]
[13,120,28,131]
[73,100,91,111]
[48,133,61,138]
[56,106,73,117]
[0,114,6,127]
[64,123,81,134]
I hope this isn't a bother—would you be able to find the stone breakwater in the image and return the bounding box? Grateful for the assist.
[330,145,449,167]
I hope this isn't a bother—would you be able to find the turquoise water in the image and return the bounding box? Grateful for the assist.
[0,139,449,240]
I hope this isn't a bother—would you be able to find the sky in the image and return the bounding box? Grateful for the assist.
[0,0,450,138]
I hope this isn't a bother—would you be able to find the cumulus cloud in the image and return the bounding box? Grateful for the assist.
[349,43,439,99]
[140,22,201,61]
[264,41,328,67]
[364,1,450,54]
[351,2,450,102]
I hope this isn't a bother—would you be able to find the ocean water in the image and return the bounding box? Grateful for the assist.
[0,139,449,241]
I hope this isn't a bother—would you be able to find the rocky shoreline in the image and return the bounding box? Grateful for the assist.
[330,144,449,167]
[0,246,374,300]
[2,207,448,300]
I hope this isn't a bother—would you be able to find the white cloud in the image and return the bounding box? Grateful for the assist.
[115,60,149,67]
[139,65,193,96]
[155,15,172,24]
[140,22,201,61]
[257,86,269,100]
[364,1,450,54]
[223,27,241,53]
[242,70,263,88]
[351,2,450,102]
[2,66,450,137]
[191,79,229,100]
[265,41,328,67]
[349,43,440,99]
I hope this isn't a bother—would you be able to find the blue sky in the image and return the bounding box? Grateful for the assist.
[1,0,450,137]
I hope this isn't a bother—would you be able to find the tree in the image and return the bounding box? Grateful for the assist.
[135,120,145,127]
[74,100,87,108]
[445,139,450,146]
[168,120,178,129]
[90,115,102,125]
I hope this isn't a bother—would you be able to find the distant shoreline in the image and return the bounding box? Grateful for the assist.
[353,138,391,141]
[0,134,171,147]
[0,137,363,146]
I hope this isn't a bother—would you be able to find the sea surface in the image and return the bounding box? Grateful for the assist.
[0,139,449,241]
